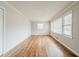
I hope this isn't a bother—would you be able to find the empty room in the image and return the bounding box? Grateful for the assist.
[0,1,79,57]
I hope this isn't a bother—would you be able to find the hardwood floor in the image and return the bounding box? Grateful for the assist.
[3,35,76,57]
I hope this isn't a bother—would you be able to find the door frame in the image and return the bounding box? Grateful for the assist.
[0,5,6,56]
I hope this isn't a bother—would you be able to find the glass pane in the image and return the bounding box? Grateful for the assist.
[51,22,54,32]
[63,26,72,36]
[37,24,44,30]
[64,13,72,25]
[54,18,62,34]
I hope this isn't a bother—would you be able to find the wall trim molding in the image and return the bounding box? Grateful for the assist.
[50,1,78,22]
[3,1,30,21]
[0,5,6,56]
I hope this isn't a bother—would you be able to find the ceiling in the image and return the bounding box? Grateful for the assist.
[7,1,73,21]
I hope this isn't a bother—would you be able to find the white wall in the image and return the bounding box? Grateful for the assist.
[0,2,31,55]
[32,21,49,35]
[50,2,79,56]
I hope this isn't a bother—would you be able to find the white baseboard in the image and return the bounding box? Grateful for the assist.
[50,34,79,57]
[1,35,32,57]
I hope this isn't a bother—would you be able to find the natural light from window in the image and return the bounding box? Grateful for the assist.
[51,11,72,38]
[53,17,62,34]
[63,12,72,37]
[37,24,44,30]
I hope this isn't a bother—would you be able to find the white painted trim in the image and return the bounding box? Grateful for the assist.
[0,5,6,56]
[3,1,31,22]
[3,6,6,55]
[62,10,73,39]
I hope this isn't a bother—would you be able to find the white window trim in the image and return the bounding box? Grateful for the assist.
[51,10,73,39]
[0,5,5,55]
[62,10,73,38]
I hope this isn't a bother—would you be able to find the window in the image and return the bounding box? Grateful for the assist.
[63,11,72,37]
[51,11,72,38]
[53,17,62,34]
[51,21,54,32]
[37,24,44,30]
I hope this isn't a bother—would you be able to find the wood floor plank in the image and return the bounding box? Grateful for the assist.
[3,35,76,57]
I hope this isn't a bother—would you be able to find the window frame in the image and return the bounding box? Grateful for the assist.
[37,23,44,30]
[62,11,73,38]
